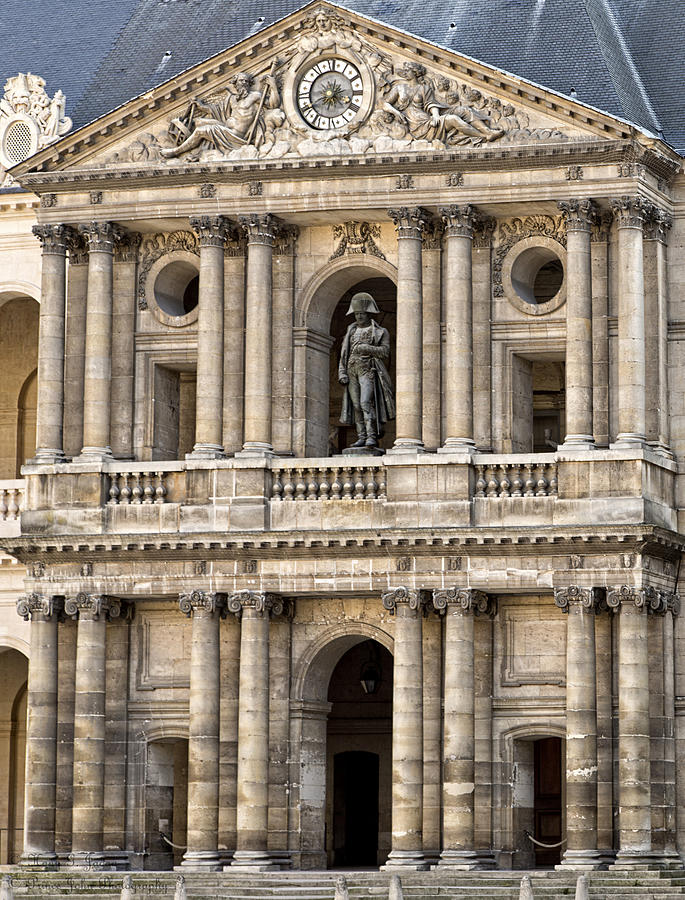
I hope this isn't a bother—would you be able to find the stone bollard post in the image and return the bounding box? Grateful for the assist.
[389,873,404,900]
[575,874,590,900]
[175,873,188,900]
[120,874,135,900]
[0,874,13,900]
[334,875,349,900]
[519,874,534,899]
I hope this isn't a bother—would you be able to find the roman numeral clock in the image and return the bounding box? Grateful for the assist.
[296,58,364,130]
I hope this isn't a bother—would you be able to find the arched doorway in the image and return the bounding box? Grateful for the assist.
[0,647,28,864]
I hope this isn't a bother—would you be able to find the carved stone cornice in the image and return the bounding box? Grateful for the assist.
[473,217,496,250]
[642,203,673,243]
[610,196,646,229]
[189,215,233,249]
[440,204,481,239]
[66,229,89,265]
[432,587,496,617]
[64,592,121,620]
[554,585,603,613]
[114,231,142,263]
[16,593,64,621]
[78,221,124,253]
[227,590,288,619]
[606,584,672,614]
[274,224,300,256]
[239,213,280,246]
[381,586,430,615]
[387,206,430,240]
[558,199,597,233]
[331,221,385,260]
[32,223,73,255]
[590,210,613,243]
[178,589,227,616]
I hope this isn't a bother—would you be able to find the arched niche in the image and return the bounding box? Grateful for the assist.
[0,648,28,864]
[0,296,39,477]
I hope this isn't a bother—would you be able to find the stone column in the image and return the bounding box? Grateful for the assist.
[554,586,603,868]
[663,592,680,860]
[64,233,89,458]
[610,198,647,448]
[65,593,121,867]
[432,588,496,868]
[607,586,658,866]
[421,222,443,450]
[387,208,428,452]
[111,233,141,459]
[223,236,246,454]
[31,224,73,463]
[239,214,279,456]
[79,222,122,459]
[178,590,225,870]
[643,206,673,454]
[439,205,480,452]
[189,216,232,458]
[590,212,611,448]
[272,227,298,456]
[228,591,286,870]
[558,200,596,448]
[16,593,62,868]
[381,588,428,869]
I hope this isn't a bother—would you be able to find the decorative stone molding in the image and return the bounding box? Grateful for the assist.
[227,590,288,618]
[387,206,430,239]
[381,586,429,614]
[610,196,645,229]
[89,190,103,205]
[606,584,671,614]
[492,215,566,298]
[199,182,216,199]
[64,592,121,620]
[189,214,233,248]
[178,590,227,616]
[32,223,73,255]
[40,193,57,208]
[558,198,596,233]
[78,221,124,253]
[330,221,385,260]
[432,587,496,617]
[137,230,199,308]
[565,165,584,181]
[114,231,142,264]
[239,213,279,245]
[554,585,603,613]
[247,180,263,197]
[0,72,72,175]
[395,174,414,190]
[642,202,673,243]
[446,172,464,187]
[440,204,481,238]
[16,593,63,620]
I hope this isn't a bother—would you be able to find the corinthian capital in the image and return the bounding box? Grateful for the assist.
[178,590,227,617]
[227,590,288,619]
[32,223,74,255]
[432,587,495,616]
[78,221,124,253]
[387,206,430,239]
[239,213,280,245]
[189,215,233,248]
[554,585,602,613]
[642,203,673,243]
[439,204,481,238]
[558,199,597,233]
[381,587,429,615]
[16,593,63,621]
[114,231,142,263]
[610,196,645,229]
[64,592,121,620]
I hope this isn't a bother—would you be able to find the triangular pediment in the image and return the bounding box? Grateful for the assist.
[10,1,660,178]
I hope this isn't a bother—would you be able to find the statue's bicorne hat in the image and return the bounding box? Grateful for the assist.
[347,291,380,315]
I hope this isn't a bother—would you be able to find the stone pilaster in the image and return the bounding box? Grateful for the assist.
[223,235,247,454]
[228,591,288,869]
[558,200,596,448]
[178,590,226,870]
[111,232,141,459]
[421,221,443,450]
[189,216,233,458]
[381,587,429,869]
[64,232,88,458]
[472,219,496,451]
[554,585,604,869]
[238,214,279,456]
[16,593,63,868]
[439,205,480,453]
[64,592,121,868]
[432,588,496,868]
[31,224,74,463]
[272,226,299,456]
[387,208,429,453]
[590,212,612,447]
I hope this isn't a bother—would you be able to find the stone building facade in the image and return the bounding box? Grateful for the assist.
[1,0,685,878]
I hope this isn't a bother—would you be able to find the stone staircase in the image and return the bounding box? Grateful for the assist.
[4,869,685,900]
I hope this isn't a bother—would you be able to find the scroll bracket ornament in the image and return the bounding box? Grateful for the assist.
[16,593,64,621]
[63,593,121,620]
[178,590,227,617]
[432,588,496,617]
[554,585,604,614]
[381,587,430,615]
[606,584,674,615]
[227,590,289,619]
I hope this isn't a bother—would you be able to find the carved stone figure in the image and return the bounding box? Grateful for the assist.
[338,292,395,449]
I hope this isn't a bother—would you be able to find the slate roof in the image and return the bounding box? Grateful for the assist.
[2,0,684,153]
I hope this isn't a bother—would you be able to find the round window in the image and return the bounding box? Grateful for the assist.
[502,237,567,316]
[154,261,199,317]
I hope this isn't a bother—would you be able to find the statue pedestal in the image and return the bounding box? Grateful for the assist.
[340,446,385,457]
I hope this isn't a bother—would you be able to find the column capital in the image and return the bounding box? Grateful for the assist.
[66,230,89,264]
[179,590,227,617]
[558,199,597,232]
[16,593,64,621]
[610,196,646,229]
[189,215,234,248]
[239,213,280,245]
[32,223,74,255]
[473,216,497,249]
[274,224,300,256]
[421,219,444,251]
[554,585,604,613]
[432,588,496,617]
[64,592,121,620]
[439,204,481,239]
[590,210,613,243]
[642,202,673,243]
[78,221,124,253]
[387,206,431,239]
[381,587,430,615]
[227,590,289,619]
[606,584,673,614]
[113,230,142,263]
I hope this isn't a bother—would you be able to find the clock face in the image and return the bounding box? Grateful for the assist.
[297,58,364,130]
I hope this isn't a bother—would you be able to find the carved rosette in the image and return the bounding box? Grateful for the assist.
[239,213,280,246]
[114,231,142,264]
[274,224,300,256]
[178,590,227,617]
[63,592,121,620]
[189,215,233,249]
[32,223,74,255]
[642,203,673,243]
[387,207,429,240]
[381,587,429,615]
[78,221,124,253]
[554,585,602,614]
[226,590,287,619]
[16,593,63,621]
[558,199,597,233]
[440,204,481,239]
[610,196,645,230]
[432,587,496,617]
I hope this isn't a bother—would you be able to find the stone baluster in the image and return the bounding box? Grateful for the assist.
[381,588,428,869]
[178,590,226,869]
[78,222,123,459]
[439,205,480,453]
[609,199,647,447]
[432,588,496,869]
[554,585,603,868]
[31,224,74,463]
[558,200,596,448]
[64,592,121,867]
[189,216,232,457]
[16,593,63,868]
[229,591,287,869]
[111,232,141,459]
[387,208,429,452]
[239,214,279,456]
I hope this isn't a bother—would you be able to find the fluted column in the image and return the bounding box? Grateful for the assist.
[79,222,122,459]
[559,200,596,448]
[229,591,287,869]
[32,224,73,463]
[554,586,603,868]
[433,588,496,868]
[16,594,62,868]
[381,588,428,869]
[439,205,479,452]
[610,198,647,447]
[65,592,121,867]
[111,232,141,459]
[239,214,279,456]
[387,208,428,452]
[178,590,225,870]
[189,216,232,457]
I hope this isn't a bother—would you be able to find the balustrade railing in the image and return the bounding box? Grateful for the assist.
[271,464,387,501]
[0,480,24,521]
[473,459,558,499]
[107,471,168,505]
